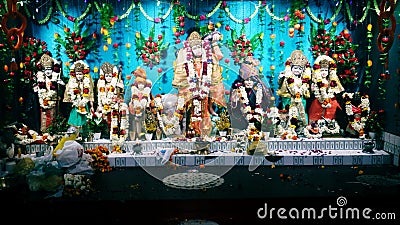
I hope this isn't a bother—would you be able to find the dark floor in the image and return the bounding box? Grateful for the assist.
[1,165,400,224]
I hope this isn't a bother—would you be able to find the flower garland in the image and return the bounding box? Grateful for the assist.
[237,84,264,123]
[284,67,311,104]
[311,56,343,107]
[345,0,370,24]
[24,1,54,25]
[237,83,264,141]
[222,1,260,24]
[154,94,185,136]
[36,68,60,109]
[66,60,92,114]
[138,1,173,22]
[55,0,91,22]
[130,80,152,118]
[110,102,129,146]
[363,24,373,89]
[183,39,213,122]
[97,68,119,114]
[343,93,370,138]
[305,1,342,23]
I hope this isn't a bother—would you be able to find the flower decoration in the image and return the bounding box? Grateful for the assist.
[172,0,186,44]
[110,102,129,146]
[20,37,51,87]
[63,174,94,197]
[365,109,385,133]
[135,25,169,69]
[287,0,306,36]
[98,2,115,41]
[226,29,263,65]
[310,23,359,87]
[85,146,112,173]
[54,21,98,62]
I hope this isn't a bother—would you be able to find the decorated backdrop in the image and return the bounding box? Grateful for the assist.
[0,0,399,134]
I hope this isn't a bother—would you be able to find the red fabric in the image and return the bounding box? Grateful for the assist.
[308,98,341,122]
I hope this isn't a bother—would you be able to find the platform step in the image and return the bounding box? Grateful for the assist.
[108,150,391,167]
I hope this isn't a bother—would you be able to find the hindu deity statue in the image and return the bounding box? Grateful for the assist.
[35,53,64,132]
[63,60,94,132]
[97,62,129,143]
[229,55,272,132]
[308,55,344,123]
[276,50,311,127]
[128,67,152,141]
[172,28,227,137]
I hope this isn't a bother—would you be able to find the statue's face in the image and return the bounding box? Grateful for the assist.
[244,79,254,88]
[192,44,203,58]
[291,65,303,76]
[105,73,113,83]
[75,71,84,81]
[44,66,53,77]
[320,68,329,78]
[137,82,145,89]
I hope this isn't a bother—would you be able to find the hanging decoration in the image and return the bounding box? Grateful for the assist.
[55,0,92,22]
[1,0,27,51]
[363,23,373,89]
[376,0,396,100]
[135,25,169,69]
[287,0,306,36]
[225,28,263,65]
[306,1,342,23]
[95,2,116,42]
[54,21,98,62]
[345,0,371,26]
[172,0,186,44]
[24,0,54,25]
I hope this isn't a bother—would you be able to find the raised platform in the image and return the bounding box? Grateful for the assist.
[22,138,392,167]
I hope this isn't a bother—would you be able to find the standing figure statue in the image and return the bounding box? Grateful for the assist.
[308,55,344,123]
[97,62,129,142]
[172,28,227,137]
[229,55,272,131]
[276,50,311,128]
[63,60,94,133]
[128,67,152,141]
[35,54,64,132]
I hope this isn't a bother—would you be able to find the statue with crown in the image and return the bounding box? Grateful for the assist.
[276,50,312,137]
[34,54,64,132]
[172,25,227,138]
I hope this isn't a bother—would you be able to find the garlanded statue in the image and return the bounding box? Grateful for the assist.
[63,60,94,132]
[343,92,370,139]
[229,55,272,131]
[128,67,152,141]
[276,50,311,127]
[309,55,344,123]
[153,94,185,138]
[35,54,64,132]
[172,28,227,137]
[97,62,129,143]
